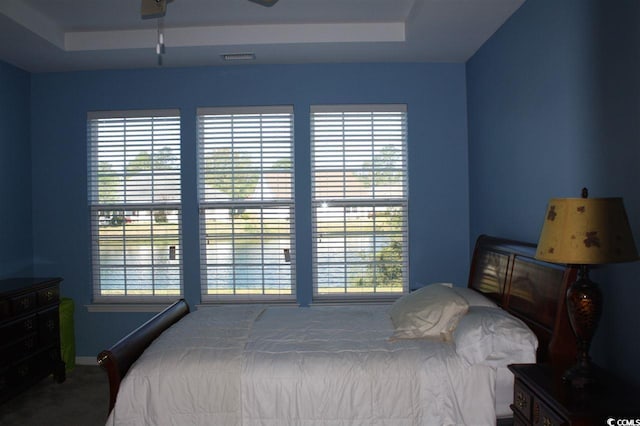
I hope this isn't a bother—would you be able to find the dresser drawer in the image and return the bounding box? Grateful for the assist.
[532,397,567,426]
[0,348,58,399]
[0,299,9,321]
[0,313,37,341]
[9,292,37,316]
[513,378,533,422]
[38,306,60,345]
[0,334,38,365]
[37,285,59,306]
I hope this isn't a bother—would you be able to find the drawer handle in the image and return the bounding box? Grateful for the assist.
[543,416,552,426]
[24,319,34,330]
[46,319,55,331]
[516,391,526,409]
[46,290,54,301]
[20,298,32,309]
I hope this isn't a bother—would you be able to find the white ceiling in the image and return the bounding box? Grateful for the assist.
[0,0,525,73]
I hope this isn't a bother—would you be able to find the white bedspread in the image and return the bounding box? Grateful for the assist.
[106,305,497,426]
[106,305,265,426]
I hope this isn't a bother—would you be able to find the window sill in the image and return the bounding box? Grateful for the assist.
[86,303,172,313]
[311,296,402,305]
[195,301,298,309]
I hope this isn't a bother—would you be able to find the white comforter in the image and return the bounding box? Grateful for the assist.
[106,305,497,426]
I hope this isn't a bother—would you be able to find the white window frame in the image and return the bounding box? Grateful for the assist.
[310,104,408,300]
[88,109,183,303]
[197,106,296,302]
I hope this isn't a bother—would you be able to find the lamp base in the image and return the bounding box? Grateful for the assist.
[562,363,598,389]
[564,265,602,389]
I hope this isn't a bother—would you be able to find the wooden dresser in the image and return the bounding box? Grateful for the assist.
[0,277,65,403]
[509,363,640,426]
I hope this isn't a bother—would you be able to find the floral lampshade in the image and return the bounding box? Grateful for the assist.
[536,197,638,265]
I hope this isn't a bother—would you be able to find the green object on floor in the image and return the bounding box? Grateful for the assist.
[59,297,76,371]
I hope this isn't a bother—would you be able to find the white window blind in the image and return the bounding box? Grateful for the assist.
[311,105,408,299]
[88,110,182,303]
[198,106,295,302]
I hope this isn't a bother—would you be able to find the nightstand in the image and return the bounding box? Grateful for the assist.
[509,363,640,426]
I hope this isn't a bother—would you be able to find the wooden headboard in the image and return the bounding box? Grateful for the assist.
[467,235,577,368]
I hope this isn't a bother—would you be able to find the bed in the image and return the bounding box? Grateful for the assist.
[97,235,577,425]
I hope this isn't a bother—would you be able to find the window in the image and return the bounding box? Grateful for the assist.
[311,105,408,299]
[88,110,182,302]
[198,106,295,301]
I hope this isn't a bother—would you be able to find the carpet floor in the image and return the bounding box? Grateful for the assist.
[0,365,109,426]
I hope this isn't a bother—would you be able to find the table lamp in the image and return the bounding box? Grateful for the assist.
[535,188,638,388]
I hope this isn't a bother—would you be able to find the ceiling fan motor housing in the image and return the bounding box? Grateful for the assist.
[141,0,168,19]
[248,0,280,7]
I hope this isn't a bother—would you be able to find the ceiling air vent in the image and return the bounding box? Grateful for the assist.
[221,53,257,61]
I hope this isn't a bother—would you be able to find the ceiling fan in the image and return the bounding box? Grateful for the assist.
[248,0,280,7]
[141,0,278,65]
[141,0,278,19]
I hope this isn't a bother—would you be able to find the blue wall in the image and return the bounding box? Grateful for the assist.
[0,61,33,277]
[28,63,470,357]
[467,0,640,385]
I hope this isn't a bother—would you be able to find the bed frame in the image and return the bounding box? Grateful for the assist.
[97,299,189,412]
[97,234,577,413]
[467,235,577,367]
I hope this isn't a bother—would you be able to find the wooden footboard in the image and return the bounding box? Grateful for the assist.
[96,299,190,413]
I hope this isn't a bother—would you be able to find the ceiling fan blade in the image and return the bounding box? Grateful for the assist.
[248,0,279,7]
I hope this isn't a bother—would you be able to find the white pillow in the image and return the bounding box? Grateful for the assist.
[453,306,538,367]
[451,287,498,308]
[389,283,469,341]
